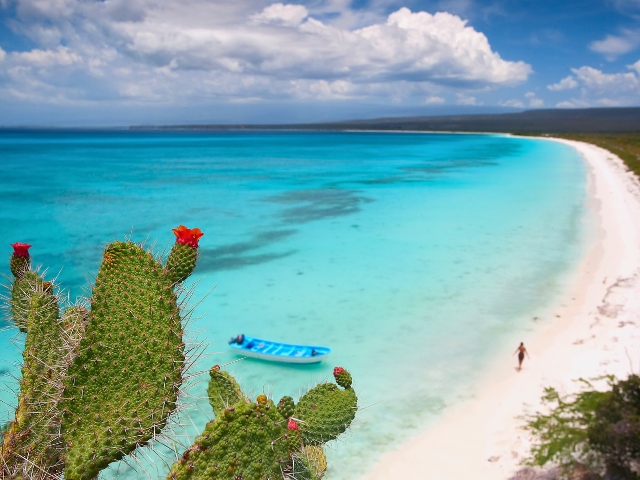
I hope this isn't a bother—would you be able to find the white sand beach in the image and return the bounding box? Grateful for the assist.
[362,138,640,480]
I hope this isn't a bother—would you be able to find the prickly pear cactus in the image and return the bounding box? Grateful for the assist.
[168,366,357,480]
[293,368,358,446]
[207,365,244,417]
[165,226,203,284]
[2,228,359,480]
[332,366,352,389]
[2,225,202,480]
[166,397,300,480]
[9,242,31,278]
[8,242,40,334]
[294,445,327,480]
[277,395,296,420]
[60,232,200,480]
[1,272,66,479]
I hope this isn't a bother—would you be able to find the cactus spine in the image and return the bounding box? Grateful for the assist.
[1,270,66,478]
[2,228,358,480]
[60,240,192,480]
[166,366,358,480]
[207,365,244,416]
[2,244,90,479]
[2,226,202,479]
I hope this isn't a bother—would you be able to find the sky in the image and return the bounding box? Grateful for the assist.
[1,0,640,126]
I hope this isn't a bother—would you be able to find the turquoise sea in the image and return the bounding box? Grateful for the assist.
[0,130,590,479]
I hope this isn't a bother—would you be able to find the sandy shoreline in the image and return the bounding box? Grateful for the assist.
[362,138,640,480]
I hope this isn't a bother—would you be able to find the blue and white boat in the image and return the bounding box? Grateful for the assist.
[228,334,331,364]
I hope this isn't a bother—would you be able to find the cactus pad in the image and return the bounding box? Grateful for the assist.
[9,242,31,279]
[1,279,65,478]
[10,271,46,333]
[165,243,199,285]
[333,367,352,389]
[277,395,295,420]
[207,366,244,417]
[165,226,202,284]
[293,376,357,446]
[61,241,186,480]
[166,399,300,480]
[295,445,327,480]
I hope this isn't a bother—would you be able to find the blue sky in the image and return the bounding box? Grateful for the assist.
[1,0,640,126]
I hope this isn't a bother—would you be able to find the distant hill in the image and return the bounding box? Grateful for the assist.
[310,107,640,133]
[133,107,640,133]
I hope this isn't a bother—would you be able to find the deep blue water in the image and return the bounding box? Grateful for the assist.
[0,130,590,479]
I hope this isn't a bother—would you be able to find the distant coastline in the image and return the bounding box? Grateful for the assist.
[129,107,640,134]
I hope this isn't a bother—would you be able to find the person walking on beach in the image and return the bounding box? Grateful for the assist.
[513,342,529,372]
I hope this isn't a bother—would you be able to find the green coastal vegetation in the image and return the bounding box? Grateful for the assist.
[552,134,640,179]
[1,228,358,479]
[523,375,640,479]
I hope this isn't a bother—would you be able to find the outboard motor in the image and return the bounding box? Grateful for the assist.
[229,333,245,345]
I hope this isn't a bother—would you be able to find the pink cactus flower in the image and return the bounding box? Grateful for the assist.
[287,419,299,430]
[11,243,31,258]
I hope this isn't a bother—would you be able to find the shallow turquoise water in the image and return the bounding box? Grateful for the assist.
[0,130,589,478]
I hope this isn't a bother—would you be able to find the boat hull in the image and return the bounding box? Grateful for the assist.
[229,335,331,364]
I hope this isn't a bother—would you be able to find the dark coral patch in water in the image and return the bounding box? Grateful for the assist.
[196,229,298,272]
[266,188,373,223]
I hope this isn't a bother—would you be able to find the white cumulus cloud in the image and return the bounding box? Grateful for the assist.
[499,99,524,108]
[13,46,81,67]
[550,65,640,108]
[456,93,477,105]
[113,6,531,88]
[572,66,639,92]
[425,95,445,104]
[590,29,640,60]
[547,76,578,91]
[524,92,543,107]
[251,3,309,27]
[627,59,640,75]
[0,1,532,109]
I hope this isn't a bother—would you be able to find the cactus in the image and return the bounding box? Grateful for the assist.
[166,397,300,480]
[332,367,352,389]
[166,366,357,480]
[2,226,202,479]
[2,228,359,480]
[295,445,327,480]
[293,369,358,446]
[277,396,296,420]
[9,243,31,279]
[1,268,66,478]
[61,229,202,480]
[165,226,203,284]
[207,365,244,416]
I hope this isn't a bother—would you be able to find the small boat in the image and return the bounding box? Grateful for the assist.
[228,334,331,364]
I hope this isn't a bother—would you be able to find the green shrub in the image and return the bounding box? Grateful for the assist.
[524,375,640,479]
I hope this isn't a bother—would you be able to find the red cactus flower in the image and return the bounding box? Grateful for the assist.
[333,367,344,377]
[11,243,32,258]
[287,419,299,431]
[172,225,204,248]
